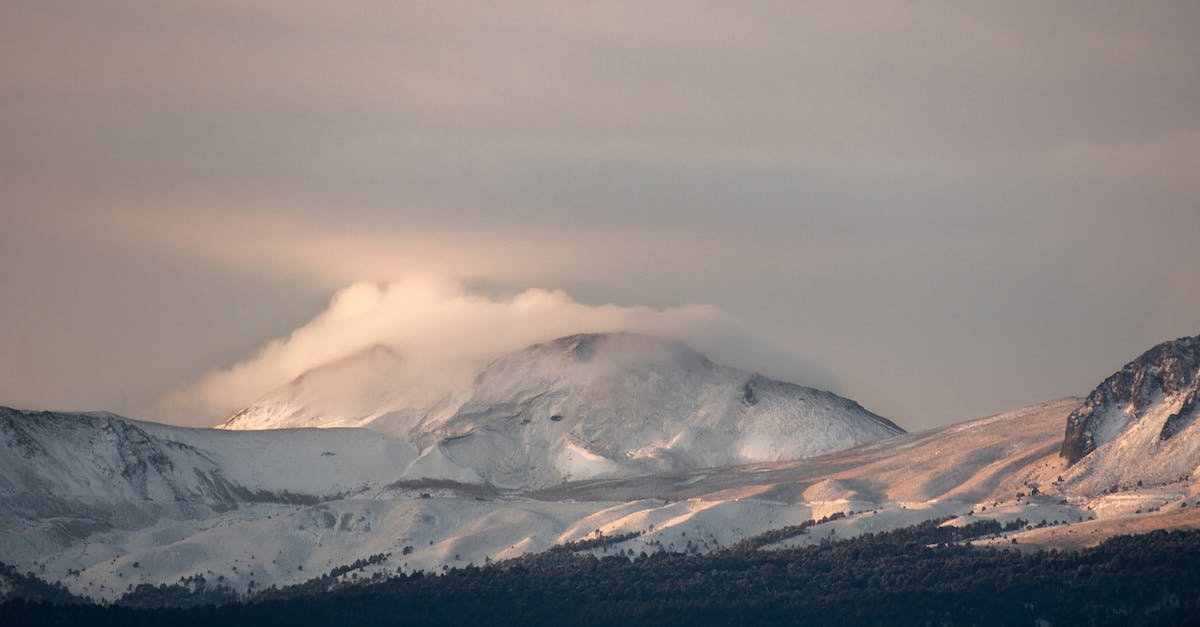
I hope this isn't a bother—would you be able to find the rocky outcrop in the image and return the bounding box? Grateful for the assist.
[1062,335,1200,465]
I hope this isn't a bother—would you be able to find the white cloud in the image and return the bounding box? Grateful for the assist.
[167,277,764,425]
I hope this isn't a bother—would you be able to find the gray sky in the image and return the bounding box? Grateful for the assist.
[2,1,1198,430]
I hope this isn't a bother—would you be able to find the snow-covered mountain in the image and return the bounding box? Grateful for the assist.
[218,344,435,431]
[1059,334,1200,494]
[8,394,1186,603]
[4,333,1200,603]
[220,333,904,488]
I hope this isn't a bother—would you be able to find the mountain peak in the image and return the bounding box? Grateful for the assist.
[290,343,401,383]
[518,332,711,366]
[217,343,407,431]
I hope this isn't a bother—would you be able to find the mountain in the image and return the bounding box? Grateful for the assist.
[0,407,418,521]
[421,333,903,487]
[220,333,904,488]
[0,399,1076,602]
[1059,334,1200,493]
[219,344,425,431]
[4,333,1200,604]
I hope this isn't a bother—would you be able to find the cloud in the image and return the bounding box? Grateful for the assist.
[166,277,816,426]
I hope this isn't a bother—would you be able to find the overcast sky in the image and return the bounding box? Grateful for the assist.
[2,1,1198,430]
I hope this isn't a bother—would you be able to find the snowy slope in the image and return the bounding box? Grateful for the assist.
[0,407,419,520]
[220,333,903,488]
[218,344,451,431]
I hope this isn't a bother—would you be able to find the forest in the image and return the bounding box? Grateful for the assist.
[4,519,1199,626]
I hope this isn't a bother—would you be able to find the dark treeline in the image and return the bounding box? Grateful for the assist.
[4,521,1200,626]
[548,530,644,554]
[0,563,80,607]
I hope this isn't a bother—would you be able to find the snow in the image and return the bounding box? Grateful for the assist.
[219,333,903,489]
[218,344,439,431]
[8,395,1176,602]
[4,336,1200,602]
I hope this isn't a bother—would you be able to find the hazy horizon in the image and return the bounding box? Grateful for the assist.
[2,2,1198,430]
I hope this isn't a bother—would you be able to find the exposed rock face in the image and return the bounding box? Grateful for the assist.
[1062,335,1200,466]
